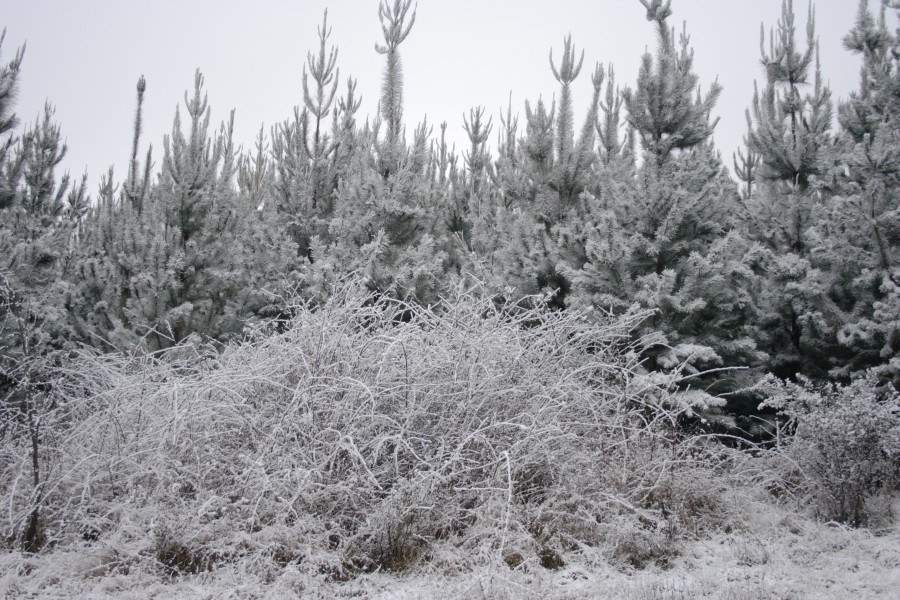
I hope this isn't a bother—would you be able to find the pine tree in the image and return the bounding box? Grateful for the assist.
[1,103,88,361]
[0,39,87,549]
[271,11,342,263]
[597,64,626,164]
[733,121,760,201]
[0,29,25,210]
[298,0,447,305]
[624,0,721,169]
[562,0,752,403]
[815,0,900,385]
[71,72,297,351]
[747,0,832,248]
[375,0,416,177]
[744,0,836,379]
[303,10,339,213]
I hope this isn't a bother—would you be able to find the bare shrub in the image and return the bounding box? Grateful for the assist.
[759,373,900,527]
[0,281,736,579]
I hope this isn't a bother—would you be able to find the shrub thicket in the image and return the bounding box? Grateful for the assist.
[760,374,900,528]
[1,283,738,577]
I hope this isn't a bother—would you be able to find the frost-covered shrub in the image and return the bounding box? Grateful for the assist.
[0,281,737,578]
[760,374,900,527]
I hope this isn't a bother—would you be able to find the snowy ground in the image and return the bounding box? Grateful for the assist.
[3,496,897,600]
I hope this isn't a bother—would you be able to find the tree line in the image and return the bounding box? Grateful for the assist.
[1,0,898,427]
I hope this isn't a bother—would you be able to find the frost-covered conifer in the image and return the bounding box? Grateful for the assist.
[72,72,297,351]
[0,29,25,210]
[1,102,87,363]
[0,43,88,551]
[303,10,339,213]
[560,0,755,406]
[375,0,416,177]
[744,0,837,380]
[811,0,900,385]
[271,11,342,263]
[297,0,447,305]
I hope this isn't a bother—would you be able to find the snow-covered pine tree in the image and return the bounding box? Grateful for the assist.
[553,0,762,421]
[304,10,339,214]
[624,0,721,170]
[490,36,606,308]
[745,0,837,380]
[72,72,297,351]
[597,64,626,164]
[815,0,900,385]
[556,65,636,315]
[0,102,87,363]
[439,106,492,273]
[549,38,603,220]
[0,29,24,210]
[733,121,760,201]
[0,38,88,550]
[302,0,446,305]
[271,10,342,264]
[616,0,749,380]
[375,0,416,178]
[69,77,153,349]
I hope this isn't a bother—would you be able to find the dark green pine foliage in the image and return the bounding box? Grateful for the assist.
[745,0,837,380]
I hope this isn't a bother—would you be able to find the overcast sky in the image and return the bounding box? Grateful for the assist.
[0,0,883,193]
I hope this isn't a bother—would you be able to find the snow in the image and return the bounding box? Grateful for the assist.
[2,494,897,599]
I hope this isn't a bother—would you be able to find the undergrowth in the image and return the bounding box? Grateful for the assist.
[0,282,880,585]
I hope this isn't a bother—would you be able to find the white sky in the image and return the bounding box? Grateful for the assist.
[1,0,881,193]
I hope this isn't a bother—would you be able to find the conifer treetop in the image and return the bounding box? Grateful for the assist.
[625,0,721,165]
[843,0,890,56]
[303,10,339,123]
[375,0,417,54]
[759,0,815,88]
[375,0,417,172]
[0,29,25,140]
